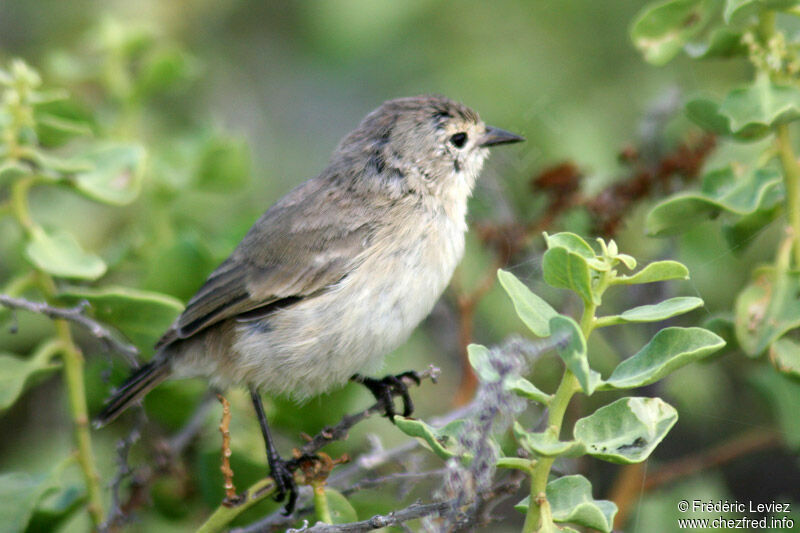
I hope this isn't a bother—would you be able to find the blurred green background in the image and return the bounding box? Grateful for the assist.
[0,1,797,532]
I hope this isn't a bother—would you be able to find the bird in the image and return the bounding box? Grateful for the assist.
[94,94,524,512]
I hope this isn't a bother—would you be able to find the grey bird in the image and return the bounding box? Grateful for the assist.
[95,94,524,511]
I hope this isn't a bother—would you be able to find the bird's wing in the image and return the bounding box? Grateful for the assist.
[155,178,377,349]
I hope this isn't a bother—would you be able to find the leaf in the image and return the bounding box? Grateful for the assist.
[686,97,736,137]
[769,337,800,379]
[0,472,59,533]
[574,397,678,463]
[735,267,800,356]
[505,375,552,404]
[724,0,800,23]
[25,228,106,280]
[73,144,146,205]
[614,296,704,323]
[646,167,783,236]
[194,137,251,192]
[550,316,602,395]
[630,0,712,65]
[543,247,594,305]
[467,344,499,382]
[58,286,183,351]
[0,345,60,410]
[547,475,618,533]
[513,422,585,457]
[602,327,726,389]
[685,28,747,59]
[394,418,468,460]
[324,489,358,524]
[544,232,595,258]
[615,260,689,285]
[719,75,800,135]
[497,269,558,337]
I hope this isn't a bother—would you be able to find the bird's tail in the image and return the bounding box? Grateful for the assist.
[93,357,172,428]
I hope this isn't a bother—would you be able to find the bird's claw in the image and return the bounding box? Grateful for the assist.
[352,370,421,421]
[269,456,298,515]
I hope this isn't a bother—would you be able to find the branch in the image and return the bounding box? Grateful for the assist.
[289,500,454,533]
[0,294,139,363]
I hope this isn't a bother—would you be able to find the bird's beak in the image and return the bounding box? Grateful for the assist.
[479,126,525,147]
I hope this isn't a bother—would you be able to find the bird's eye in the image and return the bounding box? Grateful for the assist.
[449,132,468,148]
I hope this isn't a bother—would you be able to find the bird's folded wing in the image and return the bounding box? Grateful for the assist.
[155,178,377,349]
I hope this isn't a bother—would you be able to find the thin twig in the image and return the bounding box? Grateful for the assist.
[288,500,454,533]
[0,294,139,363]
[217,394,238,502]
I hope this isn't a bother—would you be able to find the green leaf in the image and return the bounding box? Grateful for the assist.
[614,296,704,323]
[543,247,594,305]
[631,0,712,65]
[603,327,726,389]
[685,28,747,59]
[72,144,145,205]
[724,0,800,23]
[574,397,678,463]
[194,137,251,192]
[513,422,585,457]
[0,472,59,533]
[324,489,358,524]
[550,316,602,395]
[58,286,183,351]
[0,345,60,410]
[497,269,558,337]
[686,97,736,137]
[770,337,800,378]
[646,167,783,236]
[547,475,618,533]
[468,344,499,382]
[544,232,595,258]
[25,228,106,280]
[505,375,552,404]
[27,150,93,174]
[615,260,689,285]
[719,76,800,135]
[735,267,800,356]
[33,98,94,147]
[394,417,468,460]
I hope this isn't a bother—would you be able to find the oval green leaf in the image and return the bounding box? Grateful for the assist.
[630,0,712,65]
[543,247,594,305]
[735,268,800,357]
[550,316,602,395]
[574,397,678,463]
[770,337,800,379]
[719,76,800,134]
[616,296,704,323]
[324,488,358,524]
[615,260,689,285]
[25,228,107,280]
[394,417,467,460]
[513,422,584,457]
[497,269,558,337]
[73,143,145,205]
[544,232,595,258]
[0,472,59,533]
[467,343,499,383]
[0,346,60,410]
[603,327,726,389]
[646,167,783,236]
[547,475,618,533]
[724,0,800,24]
[505,375,552,404]
[685,28,747,59]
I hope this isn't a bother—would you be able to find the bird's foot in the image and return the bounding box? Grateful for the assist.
[351,371,421,421]
[269,454,299,515]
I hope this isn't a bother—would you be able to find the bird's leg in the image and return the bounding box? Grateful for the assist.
[249,388,298,514]
[351,370,421,420]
